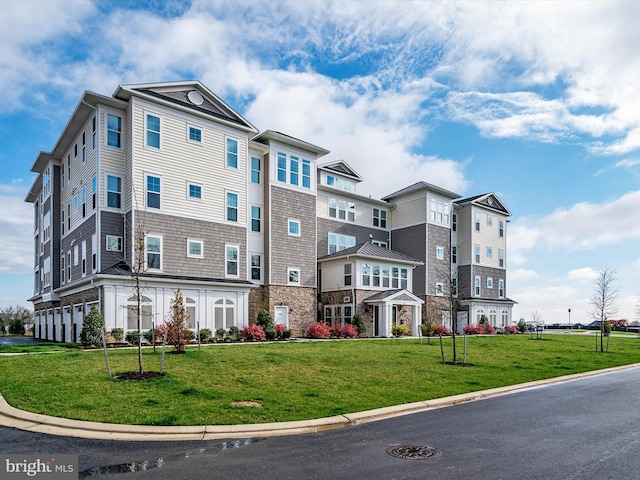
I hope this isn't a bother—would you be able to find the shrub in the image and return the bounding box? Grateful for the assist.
[485,324,496,334]
[143,329,155,343]
[199,328,212,343]
[216,328,226,340]
[275,323,291,340]
[8,318,26,336]
[463,325,476,335]
[125,331,140,344]
[80,306,104,346]
[351,314,366,336]
[391,324,409,337]
[433,325,452,336]
[240,324,266,342]
[111,328,124,342]
[505,325,517,335]
[341,324,358,338]
[256,309,277,340]
[603,320,612,335]
[330,323,342,338]
[517,318,527,333]
[307,322,331,339]
[421,320,436,337]
[228,325,239,340]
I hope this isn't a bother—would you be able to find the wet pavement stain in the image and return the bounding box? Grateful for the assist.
[78,438,264,477]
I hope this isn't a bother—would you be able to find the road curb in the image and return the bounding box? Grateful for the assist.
[1,363,638,441]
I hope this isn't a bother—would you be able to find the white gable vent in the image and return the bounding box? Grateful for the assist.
[187,90,204,106]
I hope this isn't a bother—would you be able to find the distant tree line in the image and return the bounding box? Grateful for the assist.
[0,305,34,336]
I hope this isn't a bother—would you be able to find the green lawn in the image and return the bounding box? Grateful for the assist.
[0,335,638,426]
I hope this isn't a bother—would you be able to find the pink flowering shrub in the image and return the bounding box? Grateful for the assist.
[341,324,358,338]
[463,325,476,335]
[505,325,517,334]
[330,323,342,338]
[485,324,496,334]
[433,325,452,336]
[275,323,291,340]
[240,324,266,342]
[307,322,331,339]
[155,322,169,338]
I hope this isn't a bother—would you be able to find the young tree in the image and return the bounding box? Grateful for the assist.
[588,267,619,352]
[80,306,104,346]
[437,260,460,363]
[167,289,191,353]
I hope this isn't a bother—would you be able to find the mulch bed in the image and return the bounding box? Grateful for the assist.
[115,371,164,381]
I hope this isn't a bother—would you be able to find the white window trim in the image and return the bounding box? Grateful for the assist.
[187,239,204,259]
[435,282,444,296]
[287,267,301,285]
[226,190,239,223]
[146,172,162,210]
[474,276,481,296]
[145,111,162,150]
[288,218,301,237]
[487,277,494,288]
[436,246,444,260]
[105,173,122,210]
[250,253,262,282]
[225,136,239,169]
[225,244,240,278]
[106,113,122,149]
[187,124,203,144]
[106,235,122,252]
[145,234,163,271]
[186,181,203,201]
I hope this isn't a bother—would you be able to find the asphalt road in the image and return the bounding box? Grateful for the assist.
[1,367,639,479]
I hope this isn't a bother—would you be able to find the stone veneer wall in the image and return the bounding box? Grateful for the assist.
[421,294,449,325]
[261,285,316,337]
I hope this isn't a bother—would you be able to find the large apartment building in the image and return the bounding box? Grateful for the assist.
[26,81,514,341]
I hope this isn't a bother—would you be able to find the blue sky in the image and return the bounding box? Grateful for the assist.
[1,0,639,324]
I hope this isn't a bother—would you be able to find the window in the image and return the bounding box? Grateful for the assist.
[73,194,79,212]
[329,198,355,221]
[344,264,352,286]
[127,295,153,330]
[81,187,86,218]
[430,198,450,225]
[92,116,96,149]
[277,152,287,182]
[226,192,238,222]
[302,159,311,188]
[67,251,71,281]
[42,257,51,287]
[452,246,457,264]
[288,219,300,236]
[475,244,480,263]
[226,137,238,168]
[382,266,390,287]
[499,220,504,238]
[81,241,86,276]
[373,208,387,228]
[145,235,161,270]
[226,245,238,277]
[400,268,408,289]
[251,206,261,232]
[106,235,122,252]
[498,279,505,298]
[185,298,196,328]
[489,310,497,325]
[147,175,161,209]
[187,239,203,258]
[92,234,97,272]
[188,126,202,143]
[146,113,160,148]
[436,282,444,295]
[487,277,494,288]
[73,245,78,266]
[362,263,371,286]
[67,203,71,230]
[487,216,493,226]
[107,114,121,148]
[251,157,260,183]
[61,164,65,189]
[436,246,444,260]
[452,214,457,231]
[487,246,493,258]
[42,211,51,243]
[290,156,299,185]
[188,182,202,200]
[74,143,77,158]
[474,276,481,296]
[499,249,505,268]
[251,254,262,281]
[288,268,300,285]
[67,154,71,180]
[372,265,380,287]
[214,298,235,330]
[107,175,121,208]
[328,233,355,254]
[91,176,96,209]
[475,213,481,231]
[372,240,387,248]
[43,167,51,199]
[81,132,86,162]
[61,209,65,236]
[61,254,65,284]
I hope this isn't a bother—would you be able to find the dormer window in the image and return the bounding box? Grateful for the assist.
[326,174,353,192]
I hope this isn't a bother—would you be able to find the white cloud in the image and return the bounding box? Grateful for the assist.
[567,267,599,282]
[509,268,538,281]
[0,183,34,275]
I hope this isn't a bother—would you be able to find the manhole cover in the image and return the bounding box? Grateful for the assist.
[387,445,441,460]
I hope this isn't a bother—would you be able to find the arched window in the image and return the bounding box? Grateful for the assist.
[214,298,235,330]
[489,309,497,326]
[127,295,153,330]
[501,310,509,327]
[476,309,485,323]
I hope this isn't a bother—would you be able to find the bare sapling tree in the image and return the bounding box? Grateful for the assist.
[437,258,460,364]
[131,220,147,373]
[588,267,619,352]
[167,289,191,353]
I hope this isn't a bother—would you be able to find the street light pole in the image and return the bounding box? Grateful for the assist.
[568,308,571,327]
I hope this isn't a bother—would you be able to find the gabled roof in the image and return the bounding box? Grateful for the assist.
[252,130,330,157]
[317,242,423,265]
[317,160,364,182]
[455,192,511,216]
[364,289,424,304]
[382,181,461,202]
[114,81,258,134]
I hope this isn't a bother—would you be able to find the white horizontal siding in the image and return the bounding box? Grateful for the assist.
[391,196,426,228]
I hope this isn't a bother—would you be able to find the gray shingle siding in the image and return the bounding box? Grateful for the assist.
[390,224,426,295]
[100,211,127,271]
[269,186,316,287]
[137,210,247,279]
[61,214,96,286]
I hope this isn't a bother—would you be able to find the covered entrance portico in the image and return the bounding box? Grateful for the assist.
[364,289,424,337]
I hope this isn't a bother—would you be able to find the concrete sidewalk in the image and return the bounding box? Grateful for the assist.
[1,363,637,442]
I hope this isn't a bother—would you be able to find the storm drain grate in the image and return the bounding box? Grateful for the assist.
[387,445,442,460]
